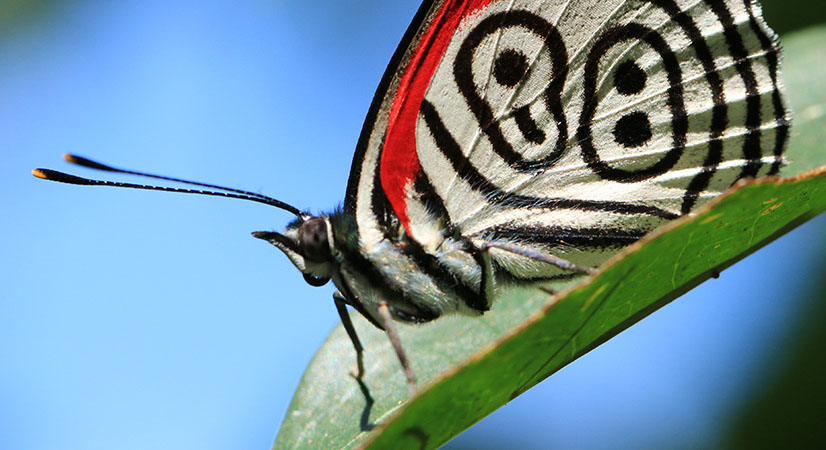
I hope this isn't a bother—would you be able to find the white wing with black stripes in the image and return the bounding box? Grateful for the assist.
[249,0,790,387]
[254,0,788,389]
[348,0,788,283]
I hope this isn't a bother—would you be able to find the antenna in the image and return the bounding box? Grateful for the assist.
[33,154,303,217]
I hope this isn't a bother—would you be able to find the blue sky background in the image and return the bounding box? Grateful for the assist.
[2,1,824,449]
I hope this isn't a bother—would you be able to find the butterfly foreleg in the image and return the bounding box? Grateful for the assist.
[333,290,365,380]
[477,244,495,307]
[480,241,597,276]
[376,301,417,392]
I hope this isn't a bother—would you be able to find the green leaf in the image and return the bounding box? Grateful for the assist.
[274,26,826,450]
[756,0,826,36]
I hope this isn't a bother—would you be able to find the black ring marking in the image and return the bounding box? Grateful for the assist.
[453,10,569,172]
[420,99,680,220]
[577,23,687,182]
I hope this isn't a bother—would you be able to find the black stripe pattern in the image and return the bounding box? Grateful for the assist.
[407,0,787,289]
[335,0,789,324]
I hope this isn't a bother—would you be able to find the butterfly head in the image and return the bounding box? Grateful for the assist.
[252,215,336,287]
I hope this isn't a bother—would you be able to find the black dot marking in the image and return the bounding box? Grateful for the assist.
[613,112,652,148]
[614,60,646,95]
[577,23,685,182]
[493,48,528,88]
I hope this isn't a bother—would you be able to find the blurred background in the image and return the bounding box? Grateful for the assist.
[2,1,824,449]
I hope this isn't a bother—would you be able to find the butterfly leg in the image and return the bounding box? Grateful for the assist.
[482,241,596,275]
[477,245,495,307]
[333,290,365,380]
[376,300,417,390]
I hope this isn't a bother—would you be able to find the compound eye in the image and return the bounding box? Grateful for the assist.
[303,273,330,287]
[298,217,331,263]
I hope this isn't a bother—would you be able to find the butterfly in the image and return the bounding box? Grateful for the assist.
[34,0,789,388]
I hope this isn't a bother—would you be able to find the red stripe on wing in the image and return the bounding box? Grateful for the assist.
[380,0,492,232]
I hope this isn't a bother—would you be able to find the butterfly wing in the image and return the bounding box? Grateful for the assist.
[345,0,464,250]
[347,0,788,278]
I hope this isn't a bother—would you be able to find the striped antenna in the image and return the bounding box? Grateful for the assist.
[33,154,303,217]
